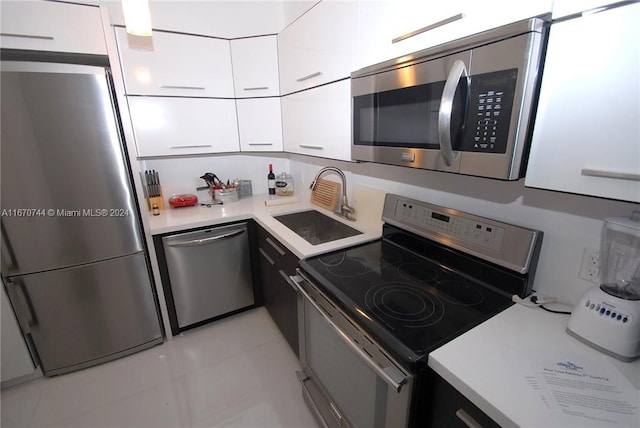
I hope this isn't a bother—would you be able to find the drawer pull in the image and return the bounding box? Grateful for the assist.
[1,32,54,41]
[581,168,640,181]
[299,144,324,150]
[243,86,269,91]
[247,142,274,146]
[258,248,275,266]
[279,270,297,291]
[455,409,483,428]
[296,71,322,82]
[169,144,212,149]
[160,85,206,90]
[392,13,464,43]
[265,237,286,256]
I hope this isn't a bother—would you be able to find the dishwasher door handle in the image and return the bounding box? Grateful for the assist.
[166,229,244,247]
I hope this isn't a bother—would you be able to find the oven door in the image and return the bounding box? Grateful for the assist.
[290,272,414,428]
[352,52,471,173]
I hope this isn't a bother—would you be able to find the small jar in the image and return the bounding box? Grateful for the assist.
[152,203,160,216]
[275,173,294,196]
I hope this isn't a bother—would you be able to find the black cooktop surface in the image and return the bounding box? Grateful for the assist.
[299,234,514,368]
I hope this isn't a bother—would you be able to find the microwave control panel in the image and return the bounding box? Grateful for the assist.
[462,68,518,154]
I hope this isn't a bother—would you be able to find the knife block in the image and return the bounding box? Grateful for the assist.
[147,188,165,211]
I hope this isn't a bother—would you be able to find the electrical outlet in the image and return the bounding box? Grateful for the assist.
[578,247,600,284]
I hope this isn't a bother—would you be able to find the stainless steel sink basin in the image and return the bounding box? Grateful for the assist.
[274,210,362,245]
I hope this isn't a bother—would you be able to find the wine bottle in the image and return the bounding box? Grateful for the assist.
[268,164,276,195]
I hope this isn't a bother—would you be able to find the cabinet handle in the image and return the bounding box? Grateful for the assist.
[167,230,245,247]
[4,278,34,334]
[248,142,274,146]
[243,86,269,91]
[169,144,213,149]
[258,247,275,266]
[265,237,286,256]
[392,13,465,43]
[455,409,483,428]
[296,71,322,82]
[299,144,324,150]
[581,168,640,181]
[0,32,54,41]
[160,85,206,90]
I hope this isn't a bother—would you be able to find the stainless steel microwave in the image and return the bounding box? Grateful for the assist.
[351,17,548,180]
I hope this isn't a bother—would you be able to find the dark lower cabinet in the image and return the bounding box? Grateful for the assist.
[254,222,299,357]
[430,374,500,428]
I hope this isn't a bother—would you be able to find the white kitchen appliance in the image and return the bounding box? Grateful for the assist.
[567,215,640,361]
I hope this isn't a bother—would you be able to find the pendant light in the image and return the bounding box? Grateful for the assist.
[122,0,153,36]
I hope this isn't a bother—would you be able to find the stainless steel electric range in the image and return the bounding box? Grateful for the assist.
[288,194,543,427]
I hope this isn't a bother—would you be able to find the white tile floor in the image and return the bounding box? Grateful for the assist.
[1,308,318,428]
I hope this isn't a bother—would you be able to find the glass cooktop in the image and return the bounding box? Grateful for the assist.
[299,235,514,368]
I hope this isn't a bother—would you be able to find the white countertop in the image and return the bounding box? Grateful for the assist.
[429,304,640,428]
[147,194,382,259]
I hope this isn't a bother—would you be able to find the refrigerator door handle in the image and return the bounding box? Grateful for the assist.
[4,278,36,334]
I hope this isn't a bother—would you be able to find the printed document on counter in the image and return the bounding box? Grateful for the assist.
[520,350,639,427]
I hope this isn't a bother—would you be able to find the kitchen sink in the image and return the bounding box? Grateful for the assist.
[274,210,362,245]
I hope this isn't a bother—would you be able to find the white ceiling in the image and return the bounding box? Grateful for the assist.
[80,0,319,38]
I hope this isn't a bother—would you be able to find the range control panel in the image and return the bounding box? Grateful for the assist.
[394,200,504,252]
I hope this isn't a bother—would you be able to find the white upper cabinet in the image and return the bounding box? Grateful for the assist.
[282,79,351,162]
[237,98,283,152]
[358,0,552,67]
[0,1,106,55]
[525,3,640,203]
[128,97,239,157]
[278,0,360,95]
[114,27,234,98]
[231,36,280,97]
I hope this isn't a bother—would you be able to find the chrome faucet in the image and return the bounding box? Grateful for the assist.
[309,166,356,221]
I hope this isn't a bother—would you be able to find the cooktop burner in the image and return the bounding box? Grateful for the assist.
[299,237,514,367]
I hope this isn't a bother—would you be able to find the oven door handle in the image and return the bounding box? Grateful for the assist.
[289,274,408,393]
[438,59,467,167]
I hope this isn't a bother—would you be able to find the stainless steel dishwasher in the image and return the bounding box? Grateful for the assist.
[162,222,254,330]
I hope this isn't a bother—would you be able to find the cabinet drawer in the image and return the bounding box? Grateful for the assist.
[115,27,234,97]
[0,1,106,55]
[128,97,239,157]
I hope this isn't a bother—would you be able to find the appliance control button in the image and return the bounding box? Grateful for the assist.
[616,314,622,320]
[600,307,606,314]
[623,317,629,323]
[611,312,617,318]
[606,310,611,316]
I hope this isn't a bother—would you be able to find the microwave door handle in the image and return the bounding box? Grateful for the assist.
[438,59,467,166]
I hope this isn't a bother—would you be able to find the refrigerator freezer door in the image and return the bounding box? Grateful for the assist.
[5,253,162,376]
[1,62,143,275]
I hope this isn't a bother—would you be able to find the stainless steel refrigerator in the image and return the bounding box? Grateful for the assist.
[1,61,163,376]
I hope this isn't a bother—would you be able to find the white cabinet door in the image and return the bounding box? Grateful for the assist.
[237,98,283,152]
[115,27,234,97]
[1,285,36,385]
[525,4,640,203]
[128,97,239,157]
[231,36,280,97]
[358,0,552,68]
[282,80,351,161]
[0,1,106,55]
[278,1,359,95]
